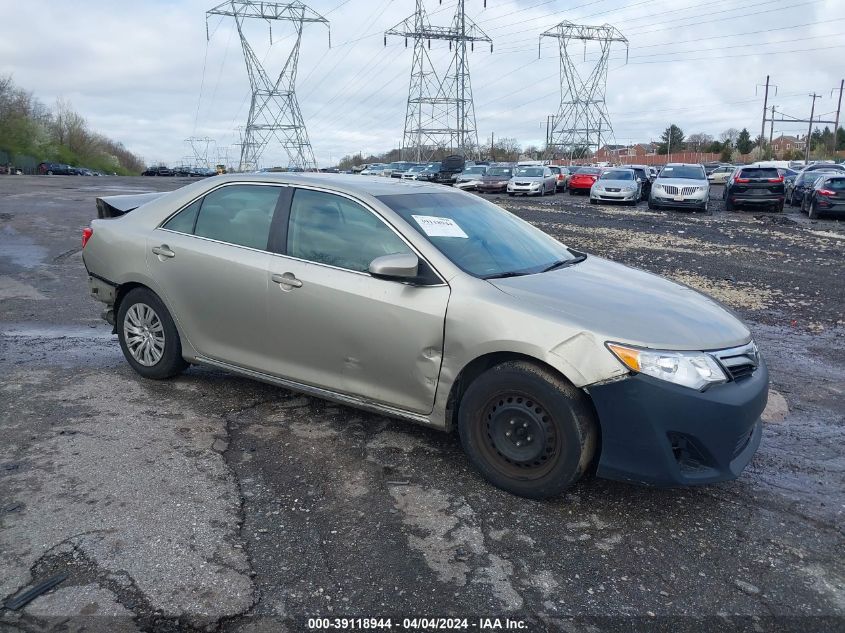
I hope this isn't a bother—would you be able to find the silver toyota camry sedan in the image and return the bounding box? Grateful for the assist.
[83,174,767,498]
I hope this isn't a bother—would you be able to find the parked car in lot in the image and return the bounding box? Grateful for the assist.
[401,164,429,180]
[707,165,734,184]
[360,164,387,176]
[548,166,569,191]
[83,174,767,498]
[788,168,841,207]
[507,165,557,196]
[620,164,652,200]
[428,155,466,184]
[723,166,785,212]
[800,173,845,219]
[38,161,75,175]
[567,167,602,195]
[648,163,709,212]
[454,165,488,190]
[590,168,641,205]
[383,161,417,178]
[142,166,174,177]
[476,165,514,194]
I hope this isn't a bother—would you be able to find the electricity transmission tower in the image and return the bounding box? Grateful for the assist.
[207,1,329,171]
[185,136,216,168]
[540,21,628,160]
[386,0,492,161]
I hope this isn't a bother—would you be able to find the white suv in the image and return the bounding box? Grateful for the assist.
[649,163,710,212]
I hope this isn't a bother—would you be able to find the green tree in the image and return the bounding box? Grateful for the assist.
[657,124,684,155]
[707,140,723,154]
[736,128,753,154]
[837,126,845,151]
[720,141,734,163]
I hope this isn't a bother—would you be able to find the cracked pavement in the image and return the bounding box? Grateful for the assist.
[1,176,843,632]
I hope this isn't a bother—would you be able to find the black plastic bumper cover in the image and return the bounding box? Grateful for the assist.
[587,359,768,486]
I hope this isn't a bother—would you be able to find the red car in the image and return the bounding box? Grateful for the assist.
[567,167,603,195]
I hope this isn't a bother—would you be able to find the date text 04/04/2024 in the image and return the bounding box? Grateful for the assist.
[306,617,527,630]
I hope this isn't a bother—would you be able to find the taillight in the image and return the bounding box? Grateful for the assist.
[768,176,784,183]
[818,189,836,196]
[82,227,93,248]
[735,177,750,183]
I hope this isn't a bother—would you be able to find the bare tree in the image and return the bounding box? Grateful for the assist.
[719,128,740,144]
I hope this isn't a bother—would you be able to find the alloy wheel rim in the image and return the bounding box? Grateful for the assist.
[124,303,165,366]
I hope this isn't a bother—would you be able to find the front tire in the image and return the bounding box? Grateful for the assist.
[458,361,597,499]
[117,287,188,380]
[808,200,819,219]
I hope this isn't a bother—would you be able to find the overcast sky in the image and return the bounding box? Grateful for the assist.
[1,0,843,167]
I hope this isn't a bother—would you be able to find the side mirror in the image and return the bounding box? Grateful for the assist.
[368,253,419,281]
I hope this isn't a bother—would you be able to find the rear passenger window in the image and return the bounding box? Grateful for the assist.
[739,168,779,179]
[287,189,411,272]
[189,185,281,250]
[163,199,201,234]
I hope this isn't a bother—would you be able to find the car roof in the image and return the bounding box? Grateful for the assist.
[210,172,452,196]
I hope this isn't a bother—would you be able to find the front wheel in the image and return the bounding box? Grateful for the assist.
[808,200,819,219]
[458,361,597,499]
[117,287,188,380]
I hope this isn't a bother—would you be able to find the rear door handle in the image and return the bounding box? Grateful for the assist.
[272,273,302,288]
[152,245,175,258]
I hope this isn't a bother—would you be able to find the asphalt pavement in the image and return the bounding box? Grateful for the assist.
[1,175,843,632]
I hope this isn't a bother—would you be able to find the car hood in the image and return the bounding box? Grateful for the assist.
[510,176,544,182]
[488,256,750,351]
[655,178,708,187]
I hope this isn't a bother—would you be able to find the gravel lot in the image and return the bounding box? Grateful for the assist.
[1,175,843,632]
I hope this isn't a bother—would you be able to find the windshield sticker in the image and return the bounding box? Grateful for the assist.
[412,215,469,238]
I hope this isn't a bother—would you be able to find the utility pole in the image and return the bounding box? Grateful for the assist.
[759,75,770,157]
[831,79,844,156]
[540,21,628,160]
[207,1,330,171]
[806,93,820,163]
[769,105,776,146]
[386,0,491,161]
[490,132,494,160]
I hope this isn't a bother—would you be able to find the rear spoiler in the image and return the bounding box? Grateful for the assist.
[95,192,168,218]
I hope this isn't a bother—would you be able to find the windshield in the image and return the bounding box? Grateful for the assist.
[600,170,634,181]
[739,168,779,179]
[659,165,705,180]
[408,165,426,172]
[423,163,441,172]
[800,170,838,182]
[486,167,512,177]
[515,167,544,177]
[464,166,486,175]
[574,168,601,176]
[377,192,575,278]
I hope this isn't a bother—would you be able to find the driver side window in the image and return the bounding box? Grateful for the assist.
[287,189,412,273]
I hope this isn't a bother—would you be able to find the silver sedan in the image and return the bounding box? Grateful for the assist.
[507,166,557,196]
[83,174,767,498]
[589,168,641,205]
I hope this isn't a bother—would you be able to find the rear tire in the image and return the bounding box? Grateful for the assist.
[725,198,734,212]
[117,287,188,380]
[808,200,819,219]
[458,361,597,499]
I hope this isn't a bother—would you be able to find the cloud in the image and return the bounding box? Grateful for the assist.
[1,0,842,166]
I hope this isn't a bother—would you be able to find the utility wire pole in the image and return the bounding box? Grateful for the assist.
[207,1,330,172]
[386,0,491,161]
[539,21,628,161]
[831,80,844,156]
[806,93,820,163]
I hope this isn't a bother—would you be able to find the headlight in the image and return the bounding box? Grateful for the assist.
[653,184,663,191]
[624,185,636,192]
[606,343,727,391]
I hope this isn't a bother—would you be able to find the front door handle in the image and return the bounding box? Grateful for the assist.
[152,245,175,258]
[272,273,302,288]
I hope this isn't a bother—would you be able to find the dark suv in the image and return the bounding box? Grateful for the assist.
[723,167,785,212]
[38,162,75,175]
[801,173,845,219]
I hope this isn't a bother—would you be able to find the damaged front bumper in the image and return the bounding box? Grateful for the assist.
[586,358,768,486]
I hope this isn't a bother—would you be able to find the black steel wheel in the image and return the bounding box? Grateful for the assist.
[458,361,597,498]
